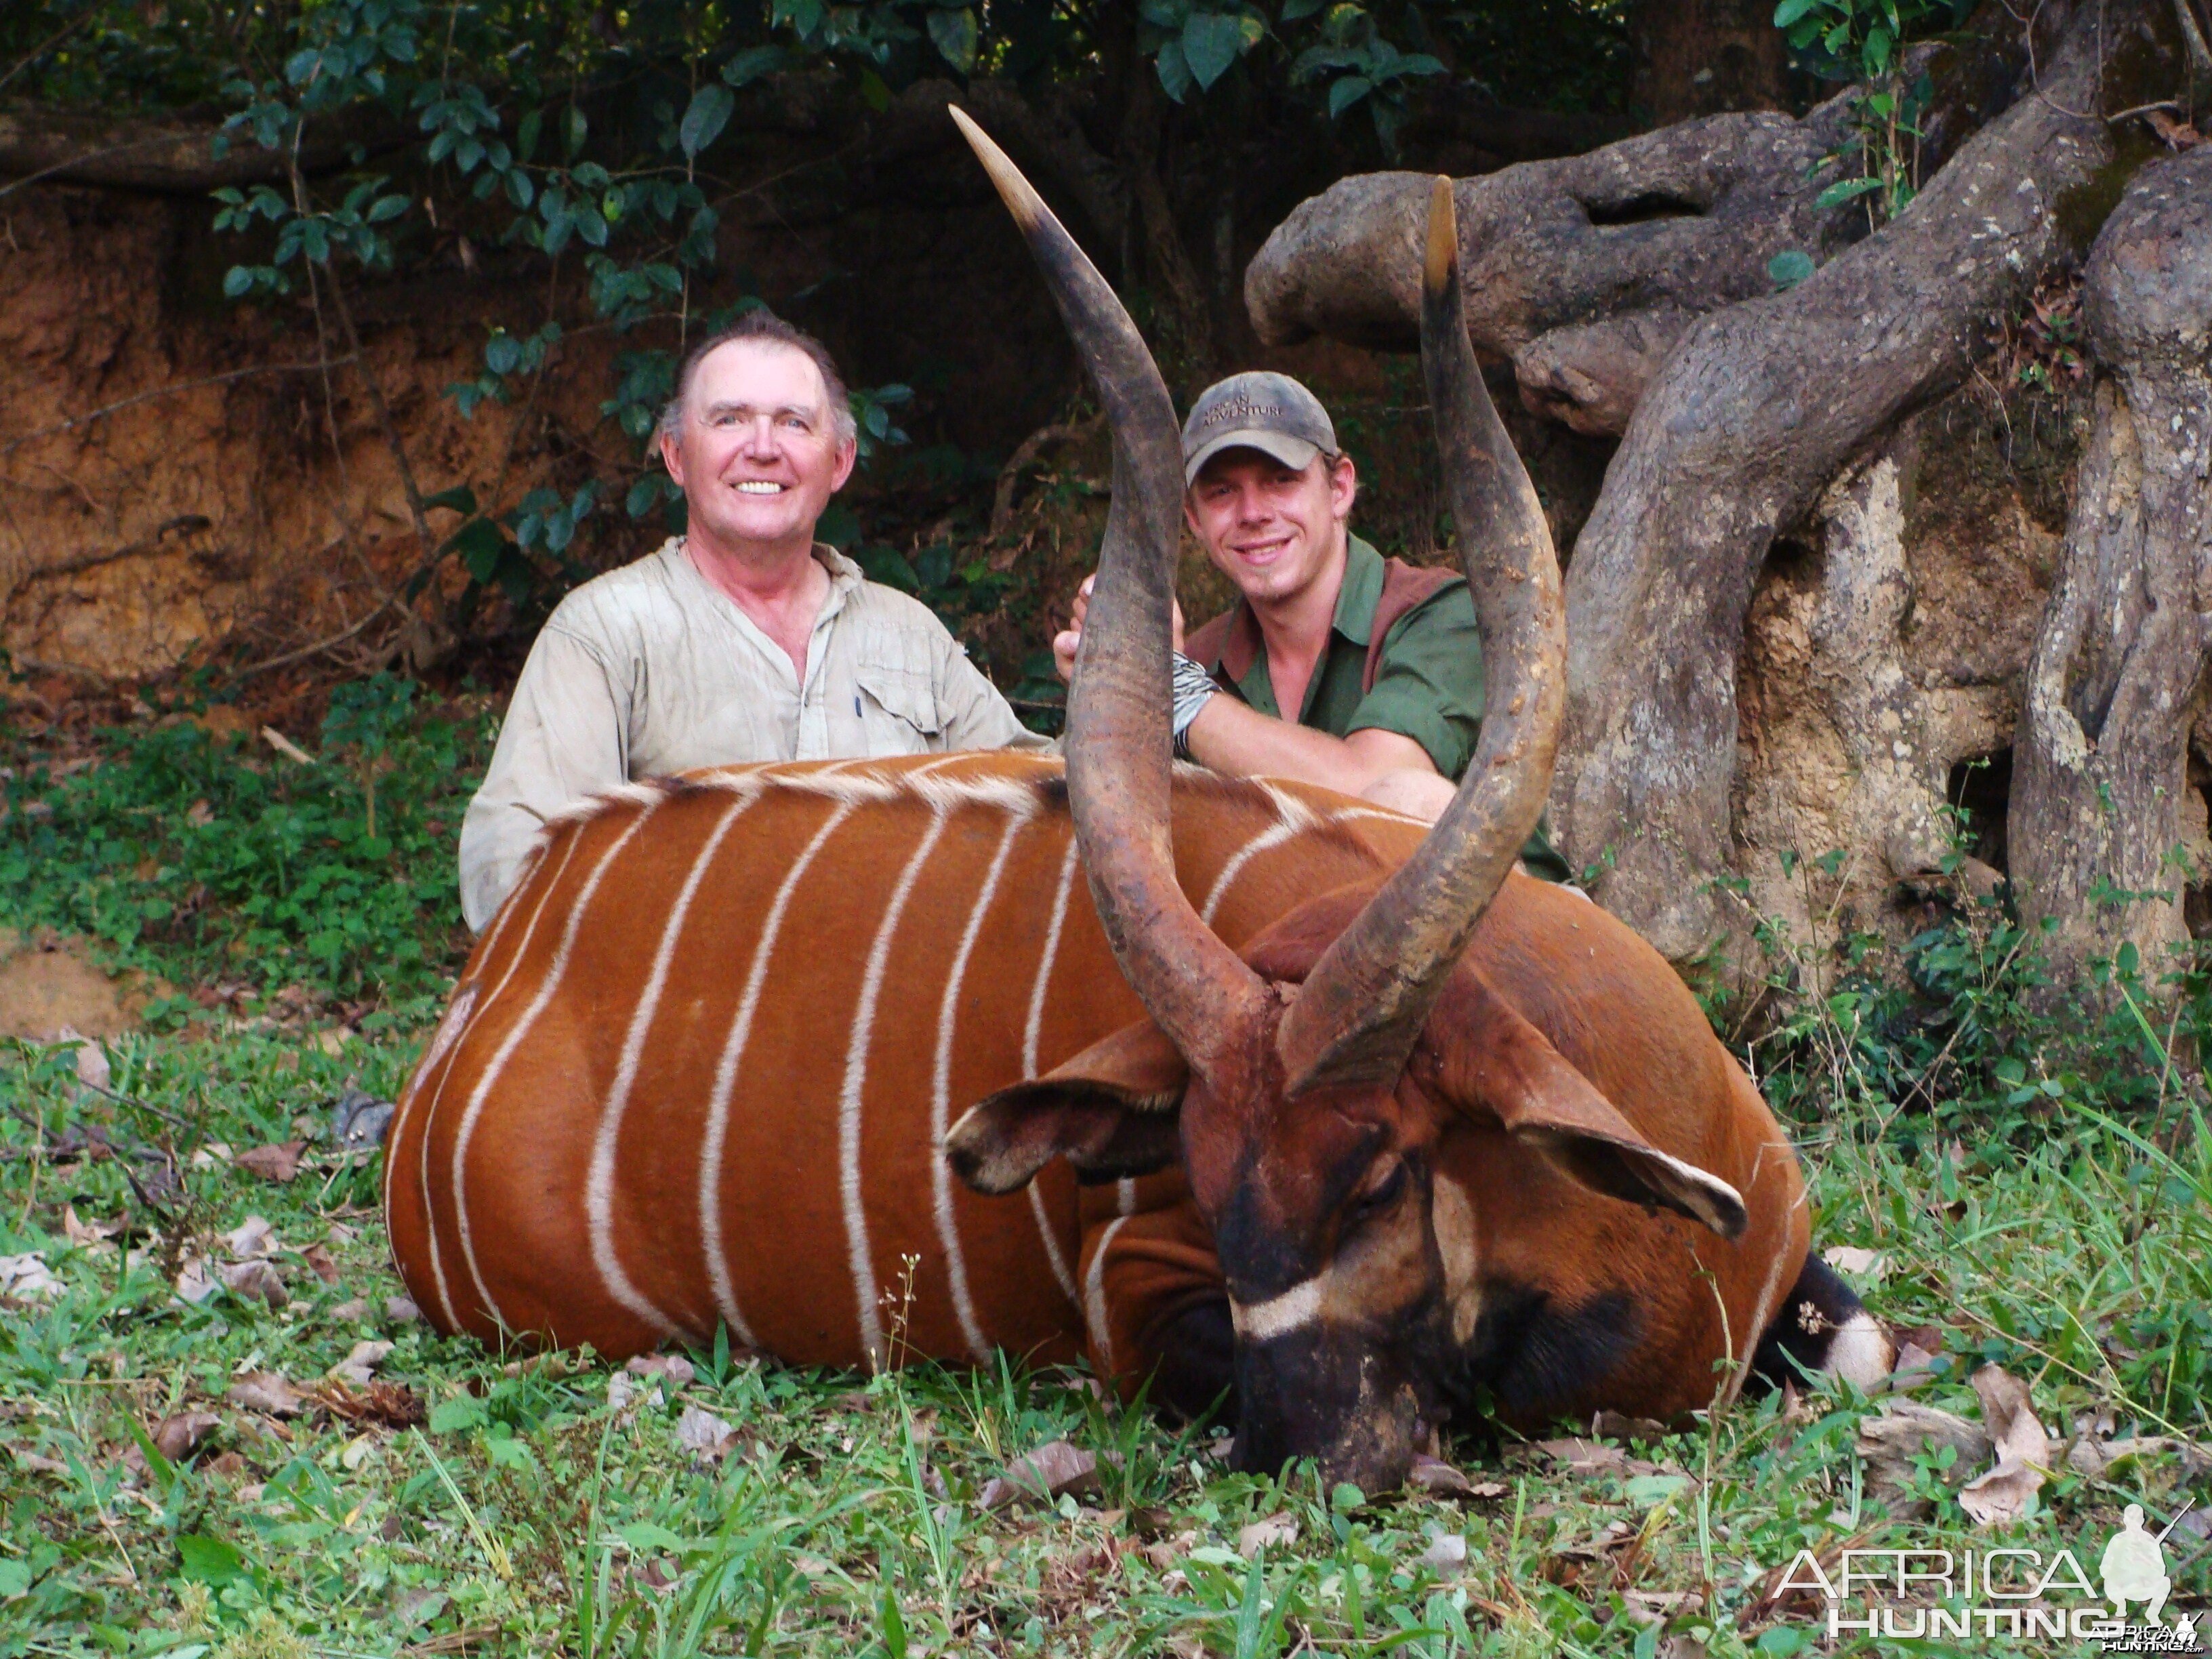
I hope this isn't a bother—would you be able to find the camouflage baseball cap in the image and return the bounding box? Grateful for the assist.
[1181,371,1338,486]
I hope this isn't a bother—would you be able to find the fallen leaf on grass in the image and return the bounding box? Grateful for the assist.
[385,1295,421,1324]
[219,1259,287,1309]
[675,1405,741,1462]
[628,1354,696,1387]
[1416,1532,1465,1572]
[981,1439,1098,1509]
[234,1141,308,1183]
[1238,1513,1301,1556]
[328,1297,370,1322]
[62,1206,120,1246]
[316,1380,425,1429]
[1959,1363,2050,1526]
[1510,1436,1678,1479]
[302,1244,340,1284]
[1822,1246,1887,1282]
[152,1410,223,1461]
[327,1340,393,1386]
[1406,1454,1478,1497]
[175,1257,219,1305]
[9,1446,70,1476]
[226,1372,309,1417]
[1620,1588,1703,1627]
[57,1028,110,1093]
[1856,1399,1991,1514]
[224,1216,279,1258]
[0,1253,60,1300]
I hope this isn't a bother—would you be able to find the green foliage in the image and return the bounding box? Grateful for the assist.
[1775,0,1973,225]
[0,697,491,1011]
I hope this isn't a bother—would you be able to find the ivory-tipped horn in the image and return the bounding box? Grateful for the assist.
[1274,177,1568,1095]
[948,108,1265,1087]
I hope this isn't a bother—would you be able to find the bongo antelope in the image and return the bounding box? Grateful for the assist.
[384,126,1886,1491]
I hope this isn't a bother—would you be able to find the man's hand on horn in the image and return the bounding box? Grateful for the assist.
[1052,572,1185,682]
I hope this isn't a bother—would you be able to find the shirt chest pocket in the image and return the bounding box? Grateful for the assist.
[853,662,943,754]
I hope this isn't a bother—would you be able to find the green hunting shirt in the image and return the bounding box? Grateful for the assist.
[1193,536,1571,882]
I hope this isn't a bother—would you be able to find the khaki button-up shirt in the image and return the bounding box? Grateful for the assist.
[457,537,1047,930]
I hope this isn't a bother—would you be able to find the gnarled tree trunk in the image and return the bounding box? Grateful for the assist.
[1245,95,1865,433]
[2011,146,2212,991]
[1551,0,2131,962]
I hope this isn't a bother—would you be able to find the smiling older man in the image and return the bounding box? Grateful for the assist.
[456,311,1043,931]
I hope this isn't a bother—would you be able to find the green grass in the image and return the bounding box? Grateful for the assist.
[0,701,493,1021]
[1,1013,2204,1658]
[1,713,2206,1656]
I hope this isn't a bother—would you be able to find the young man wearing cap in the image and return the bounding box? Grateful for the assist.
[1054,369,1568,874]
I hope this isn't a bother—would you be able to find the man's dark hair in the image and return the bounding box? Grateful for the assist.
[657,310,855,445]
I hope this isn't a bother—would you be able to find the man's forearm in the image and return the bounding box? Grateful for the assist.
[1183,695,1429,797]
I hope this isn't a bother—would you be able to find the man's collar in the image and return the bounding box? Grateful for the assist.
[1204,533,1382,681]
[662,534,865,617]
[1330,535,1386,647]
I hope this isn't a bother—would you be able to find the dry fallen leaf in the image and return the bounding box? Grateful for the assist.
[301,1244,341,1285]
[226,1372,309,1417]
[1237,1513,1301,1556]
[219,1259,288,1309]
[2145,108,2203,149]
[1416,1532,1466,1572]
[316,1380,425,1429]
[151,1410,224,1461]
[1822,1246,1887,1282]
[981,1439,1099,1510]
[1516,1437,1631,1475]
[1620,1588,1703,1627]
[329,1297,370,1322]
[1406,1454,1478,1498]
[1858,1399,1992,1515]
[327,1340,393,1387]
[0,1253,61,1300]
[385,1295,421,1324]
[235,1141,308,1183]
[224,1216,279,1258]
[628,1354,696,1387]
[1959,1363,2050,1526]
[62,1206,121,1247]
[674,1404,740,1462]
[58,1028,110,1094]
[174,1256,220,1305]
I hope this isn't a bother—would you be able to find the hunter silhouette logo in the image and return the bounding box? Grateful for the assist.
[1770,1502,2200,1650]
[2105,1506,2176,1624]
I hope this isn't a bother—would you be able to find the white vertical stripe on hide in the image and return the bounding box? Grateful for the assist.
[450,807,656,1336]
[1200,782,1314,924]
[1117,1178,1136,1216]
[409,829,586,1332]
[697,791,859,1348]
[586,792,756,1332]
[1021,836,1083,1307]
[842,802,950,1368]
[932,805,1031,1362]
[1084,1214,1131,1378]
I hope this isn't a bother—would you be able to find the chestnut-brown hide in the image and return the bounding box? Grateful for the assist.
[384,752,1806,1422]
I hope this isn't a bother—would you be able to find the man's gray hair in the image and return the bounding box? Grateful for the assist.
[657,310,859,446]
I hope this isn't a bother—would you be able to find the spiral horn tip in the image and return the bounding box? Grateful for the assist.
[947,105,1042,233]
[1423,176,1457,298]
